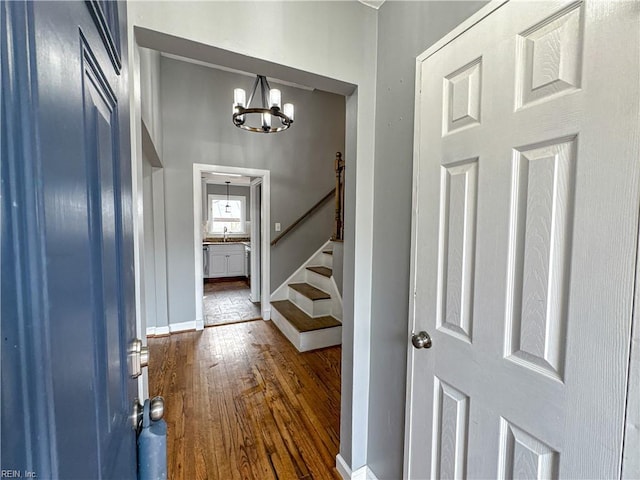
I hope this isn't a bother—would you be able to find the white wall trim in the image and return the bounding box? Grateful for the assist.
[336,454,352,480]
[146,325,169,337]
[335,455,379,480]
[193,164,271,325]
[155,325,170,336]
[366,468,379,480]
[249,178,262,303]
[169,321,196,334]
[128,38,149,401]
[417,0,509,63]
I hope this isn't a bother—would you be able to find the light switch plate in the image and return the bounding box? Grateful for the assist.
[275,222,281,232]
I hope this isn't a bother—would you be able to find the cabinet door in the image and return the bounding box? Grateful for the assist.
[209,253,227,277]
[226,252,245,276]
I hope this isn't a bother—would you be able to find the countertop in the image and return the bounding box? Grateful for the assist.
[203,237,249,244]
[203,239,251,249]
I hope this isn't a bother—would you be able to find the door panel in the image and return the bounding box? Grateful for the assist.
[1,1,136,478]
[406,1,640,478]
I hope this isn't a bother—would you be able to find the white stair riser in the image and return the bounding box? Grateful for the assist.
[299,326,342,352]
[288,288,332,317]
[319,252,333,268]
[330,296,342,322]
[271,309,342,352]
[305,269,333,292]
[270,309,303,351]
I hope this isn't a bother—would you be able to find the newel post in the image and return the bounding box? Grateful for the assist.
[332,152,345,241]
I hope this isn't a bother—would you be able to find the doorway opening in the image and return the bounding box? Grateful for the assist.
[193,164,271,327]
[132,25,366,476]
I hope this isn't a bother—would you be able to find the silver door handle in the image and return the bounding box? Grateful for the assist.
[411,331,432,349]
[131,396,165,430]
[128,338,149,378]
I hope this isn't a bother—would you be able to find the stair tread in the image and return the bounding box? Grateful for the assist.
[271,300,341,332]
[306,266,332,278]
[289,283,331,300]
[322,250,333,255]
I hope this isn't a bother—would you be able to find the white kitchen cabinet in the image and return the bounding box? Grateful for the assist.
[208,251,227,277]
[205,243,247,278]
[226,251,245,276]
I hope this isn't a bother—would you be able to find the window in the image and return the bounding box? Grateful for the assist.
[208,194,246,234]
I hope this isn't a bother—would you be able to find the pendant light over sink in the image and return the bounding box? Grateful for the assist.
[224,181,231,213]
[232,75,294,133]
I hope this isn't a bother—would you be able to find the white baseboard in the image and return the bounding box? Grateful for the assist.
[195,317,204,331]
[147,321,200,336]
[336,455,351,480]
[169,321,196,333]
[152,325,170,336]
[335,455,379,480]
[262,306,271,320]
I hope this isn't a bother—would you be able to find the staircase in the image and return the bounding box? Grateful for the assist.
[270,240,342,352]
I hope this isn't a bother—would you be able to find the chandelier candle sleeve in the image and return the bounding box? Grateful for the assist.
[262,113,271,130]
[269,89,281,109]
[234,88,246,107]
[283,103,294,122]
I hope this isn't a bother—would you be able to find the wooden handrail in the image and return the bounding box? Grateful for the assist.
[271,188,336,246]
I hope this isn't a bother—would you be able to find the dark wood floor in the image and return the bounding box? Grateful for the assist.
[148,319,342,480]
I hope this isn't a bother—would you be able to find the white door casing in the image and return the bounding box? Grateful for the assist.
[405,1,640,479]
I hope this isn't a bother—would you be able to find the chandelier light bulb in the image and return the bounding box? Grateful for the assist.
[234,88,246,107]
[269,89,281,109]
[262,112,271,130]
[283,103,294,122]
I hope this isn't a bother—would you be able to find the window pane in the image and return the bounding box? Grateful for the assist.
[209,197,245,233]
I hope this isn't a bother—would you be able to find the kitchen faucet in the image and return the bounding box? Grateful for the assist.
[223,226,228,242]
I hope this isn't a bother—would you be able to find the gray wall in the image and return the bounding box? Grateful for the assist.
[367,2,487,478]
[161,56,345,326]
[206,183,251,222]
[139,47,163,160]
[142,154,157,330]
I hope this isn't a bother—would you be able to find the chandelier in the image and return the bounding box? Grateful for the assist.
[232,75,294,133]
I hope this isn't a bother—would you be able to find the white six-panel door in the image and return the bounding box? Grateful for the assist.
[405,1,640,478]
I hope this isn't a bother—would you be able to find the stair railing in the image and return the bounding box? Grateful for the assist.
[271,188,336,246]
[332,152,345,241]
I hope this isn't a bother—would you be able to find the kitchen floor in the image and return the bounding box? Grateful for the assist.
[203,278,261,326]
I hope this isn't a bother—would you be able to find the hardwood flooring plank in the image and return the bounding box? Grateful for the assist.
[148,320,341,480]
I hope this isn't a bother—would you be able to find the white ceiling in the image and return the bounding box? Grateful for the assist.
[161,53,314,91]
[136,27,356,96]
[358,0,386,10]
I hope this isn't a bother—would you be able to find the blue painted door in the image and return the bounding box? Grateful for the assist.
[2,1,137,478]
